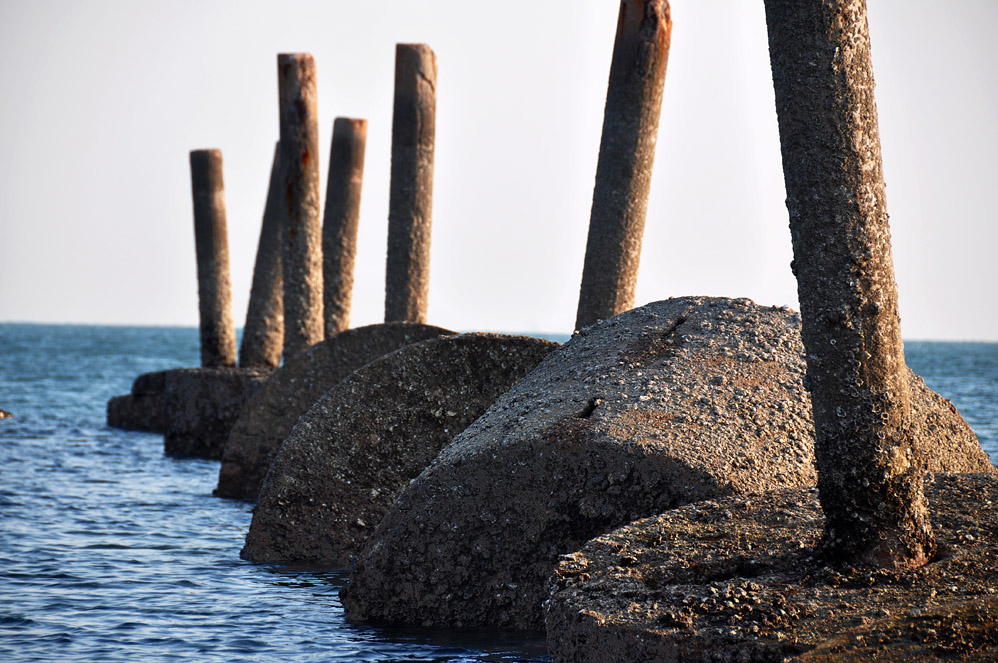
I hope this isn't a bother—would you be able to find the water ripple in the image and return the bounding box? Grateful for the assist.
[0,324,549,662]
[2,327,992,662]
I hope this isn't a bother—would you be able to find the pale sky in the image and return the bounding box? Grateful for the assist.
[1,1,995,340]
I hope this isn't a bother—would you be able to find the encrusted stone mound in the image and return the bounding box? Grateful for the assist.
[106,369,174,432]
[340,297,991,631]
[545,473,998,663]
[215,322,451,499]
[241,333,559,566]
[163,367,271,459]
[796,596,998,662]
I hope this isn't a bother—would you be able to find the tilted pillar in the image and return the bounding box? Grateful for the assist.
[575,0,672,331]
[764,0,933,568]
[385,44,436,324]
[240,143,284,368]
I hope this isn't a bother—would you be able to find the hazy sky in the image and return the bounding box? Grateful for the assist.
[1,1,995,340]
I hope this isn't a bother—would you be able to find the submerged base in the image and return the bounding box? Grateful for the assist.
[106,369,175,432]
[164,367,271,459]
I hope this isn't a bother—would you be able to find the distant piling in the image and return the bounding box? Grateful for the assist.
[575,0,672,331]
[189,149,237,368]
[385,44,437,324]
[240,143,285,368]
[277,53,324,359]
[323,118,367,336]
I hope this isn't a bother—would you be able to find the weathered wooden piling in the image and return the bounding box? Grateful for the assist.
[764,0,932,568]
[189,149,237,368]
[239,143,284,368]
[323,118,367,336]
[575,0,672,331]
[277,53,324,359]
[384,44,437,324]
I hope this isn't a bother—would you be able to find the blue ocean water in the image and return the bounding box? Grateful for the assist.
[0,324,994,662]
[0,324,549,662]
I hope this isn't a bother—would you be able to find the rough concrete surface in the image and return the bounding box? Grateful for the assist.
[106,369,175,432]
[215,322,451,500]
[240,142,284,369]
[189,148,238,369]
[545,473,998,662]
[796,596,998,662]
[384,44,436,324]
[107,394,162,432]
[163,367,271,459]
[322,117,366,337]
[277,53,324,358]
[340,297,991,631]
[242,333,558,566]
[765,0,932,570]
[576,0,671,330]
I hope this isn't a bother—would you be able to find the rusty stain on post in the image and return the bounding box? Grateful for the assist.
[189,149,237,368]
[575,0,672,331]
[277,53,324,359]
[385,44,437,324]
[240,142,284,368]
[323,118,367,336]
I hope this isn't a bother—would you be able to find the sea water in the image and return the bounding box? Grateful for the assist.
[0,324,995,662]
